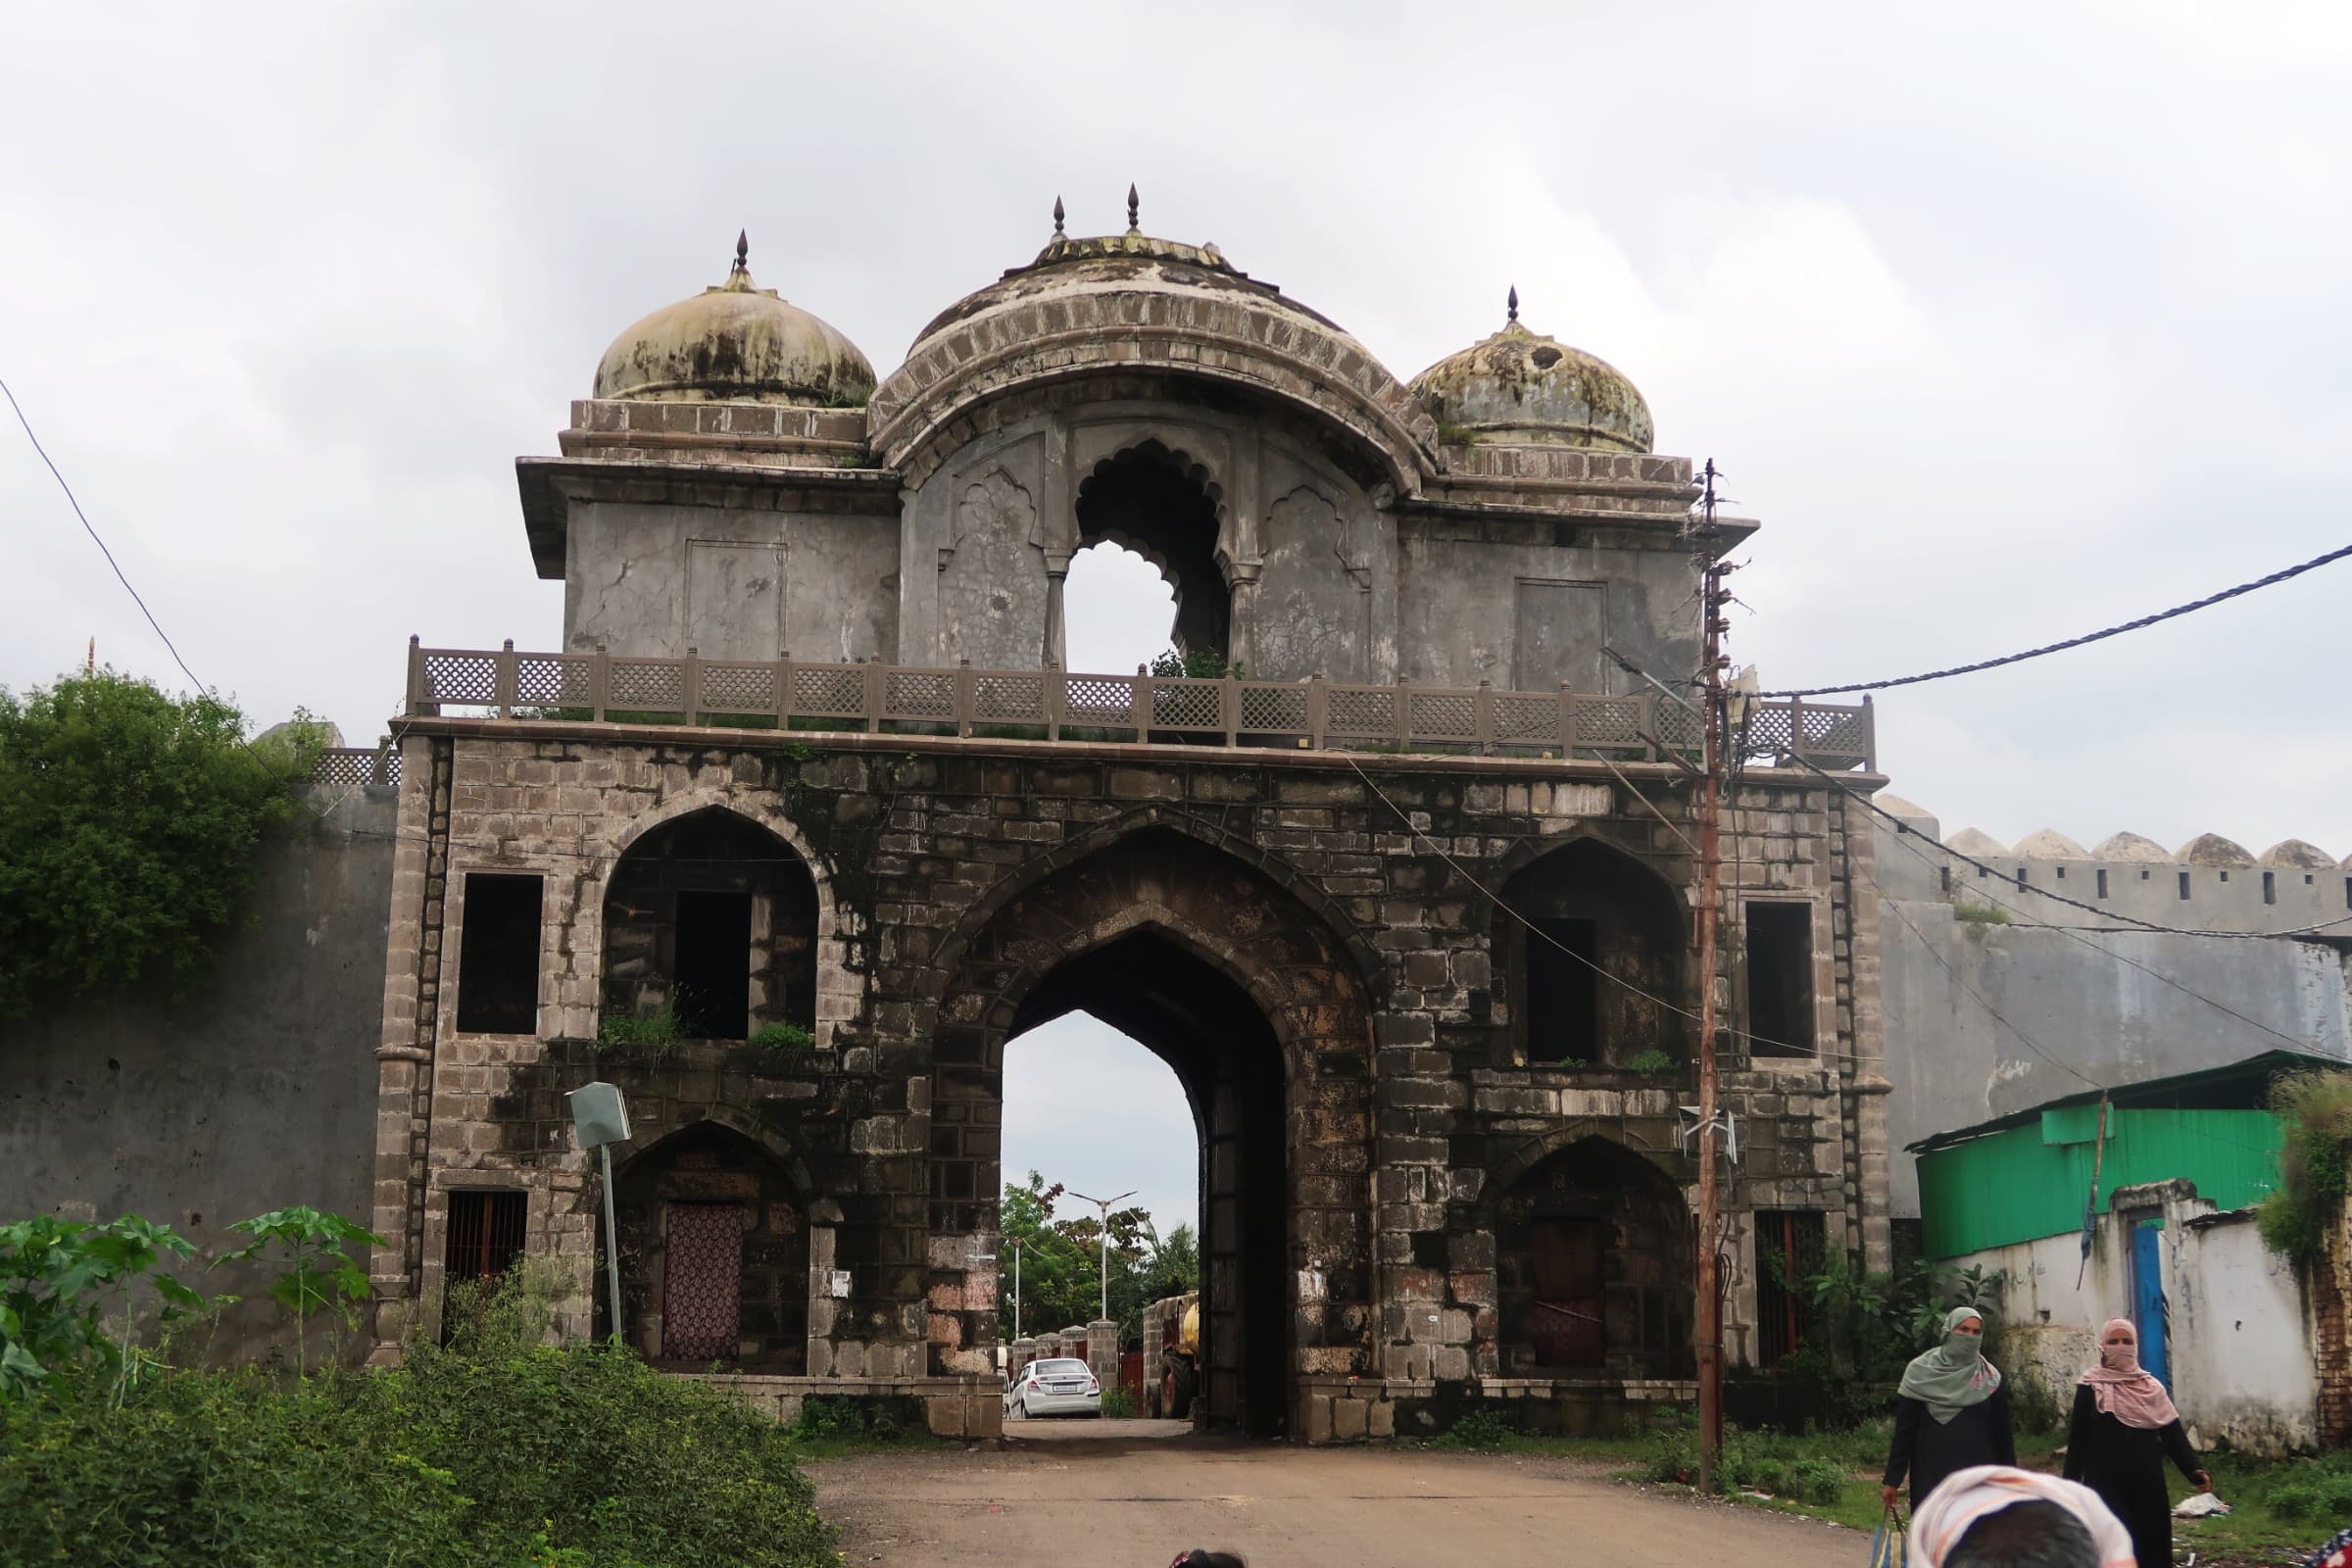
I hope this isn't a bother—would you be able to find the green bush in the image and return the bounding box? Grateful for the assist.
[2257,1070,2352,1263]
[1099,1387,1137,1418]
[1789,1457,1848,1505]
[2267,1473,2352,1522]
[0,1339,838,1566]
[0,670,321,1018]
[1431,1407,1515,1449]
[598,1004,681,1051]
[1625,1049,1678,1076]
[749,1023,814,1054]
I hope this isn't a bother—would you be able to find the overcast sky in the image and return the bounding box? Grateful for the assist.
[7,5,2348,1240]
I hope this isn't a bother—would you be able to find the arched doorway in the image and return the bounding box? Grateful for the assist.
[929,824,1375,1437]
[1494,1137,1693,1381]
[601,1119,810,1370]
[1496,837,1688,1069]
[1073,442,1229,665]
[602,807,818,1040]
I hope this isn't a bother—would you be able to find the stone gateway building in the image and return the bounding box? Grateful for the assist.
[365,202,1893,1442]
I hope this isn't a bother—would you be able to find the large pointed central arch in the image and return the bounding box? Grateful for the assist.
[925,821,1377,1437]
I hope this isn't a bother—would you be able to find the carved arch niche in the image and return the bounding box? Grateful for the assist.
[1250,483,1372,681]
[938,465,1048,667]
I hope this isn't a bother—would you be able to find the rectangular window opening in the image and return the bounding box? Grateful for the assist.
[2179,871,2192,900]
[445,1190,527,1282]
[2095,868,2109,900]
[2264,870,2277,906]
[2140,868,2150,880]
[674,890,754,1040]
[1754,1209,1827,1370]
[2014,866,2027,888]
[1526,917,1599,1064]
[456,873,543,1034]
[1938,865,1952,895]
[1745,903,1813,1058]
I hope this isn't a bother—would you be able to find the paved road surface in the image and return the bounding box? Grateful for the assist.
[808,1419,1860,1568]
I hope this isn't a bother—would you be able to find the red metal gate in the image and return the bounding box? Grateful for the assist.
[662,1202,744,1362]
[1529,1217,1606,1368]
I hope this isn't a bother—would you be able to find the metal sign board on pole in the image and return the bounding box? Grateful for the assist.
[565,1082,631,1345]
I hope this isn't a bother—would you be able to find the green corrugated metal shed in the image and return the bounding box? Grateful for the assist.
[1916,1107,2282,1257]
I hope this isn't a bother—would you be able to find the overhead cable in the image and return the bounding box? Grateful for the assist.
[1762,540,2352,698]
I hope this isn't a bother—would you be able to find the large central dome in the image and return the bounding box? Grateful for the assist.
[593,234,875,407]
[866,192,1441,490]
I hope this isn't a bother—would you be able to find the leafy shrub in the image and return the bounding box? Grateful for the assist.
[749,1022,814,1054]
[1625,1049,1678,1075]
[598,1003,681,1051]
[791,1393,924,1444]
[213,1205,383,1378]
[0,671,321,1017]
[2268,1473,2352,1522]
[1789,1457,1848,1505]
[2257,1070,2352,1262]
[1432,1407,1515,1449]
[1099,1386,1137,1418]
[0,1214,205,1403]
[0,1336,838,1566]
[1149,647,1237,680]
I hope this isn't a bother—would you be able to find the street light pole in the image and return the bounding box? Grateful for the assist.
[1009,1236,1026,1341]
[1067,1189,1136,1324]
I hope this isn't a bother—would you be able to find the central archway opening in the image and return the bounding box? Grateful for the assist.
[1004,932,1289,1436]
[1072,442,1229,669]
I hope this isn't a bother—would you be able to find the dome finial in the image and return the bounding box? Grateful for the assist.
[734,230,749,272]
[1053,195,1065,237]
[1506,284,1519,323]
[1127,183,1141,232]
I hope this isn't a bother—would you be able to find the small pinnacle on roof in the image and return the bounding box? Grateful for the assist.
[727,230,752,284]
[1053,195,1065,237]
[1127,183,1140,231]
[1506,284,1519,323]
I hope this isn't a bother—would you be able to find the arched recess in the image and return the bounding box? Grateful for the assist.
[1073,440,1229,660]
[600,1119,811,1371]
[928,825,1376,1437]
[1489,1135,1693,1381]
[1496,835,1690,1069]
[597,804,821,1042]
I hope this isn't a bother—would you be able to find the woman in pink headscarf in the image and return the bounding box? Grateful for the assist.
[2062,1317,2210,1568]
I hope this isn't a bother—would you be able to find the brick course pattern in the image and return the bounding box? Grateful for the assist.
[366,723,1891,1440]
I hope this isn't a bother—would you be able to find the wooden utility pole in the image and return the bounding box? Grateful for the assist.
[1692,461,1732,1493]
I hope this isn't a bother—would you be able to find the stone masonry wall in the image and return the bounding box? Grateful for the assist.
[367,721,1888,1438]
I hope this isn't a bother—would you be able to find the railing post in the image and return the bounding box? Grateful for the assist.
[496,639,517,719]
[1395,674,1410,750]
[863,660,884,734]
[1475,679,1494,756]
[681,647,702,725]
[955,658,974,739]
[369,738,394,789]
[406,634,426,717]
[1788,696,1807,764]
[591,644,611,722]
[1639,692,1657,762]
[1222,669,1240,747]
[1130,664,1152,744]
[774,650,794,729]
[1558,681,1575,760]
[1862,693,1876,772]
[1307,672,1328,751]
[1045,660,1064,743]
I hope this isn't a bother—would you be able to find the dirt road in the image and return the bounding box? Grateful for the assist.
[807,1419,1860,1568]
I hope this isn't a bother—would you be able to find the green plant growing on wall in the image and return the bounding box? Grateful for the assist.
[214,1206,384,1379]
[1952,900,2012,925]
[0,1214,208,1404]
[2256,1069,2352,1263]
[1625,1049,1678,1075]
[1149,647,1238,680]
[750,1023,814,1054]
[0,670,324,1019]
[598,1001,682,1053]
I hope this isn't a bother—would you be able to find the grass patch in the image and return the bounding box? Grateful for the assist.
[749,1022,814,1054]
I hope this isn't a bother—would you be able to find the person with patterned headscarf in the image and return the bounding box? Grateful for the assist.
[1912,1465,2136,1567]
[1884,1306,2017,1509]
[2303,1523,2352,1568]
[2062,1317,2209,1568]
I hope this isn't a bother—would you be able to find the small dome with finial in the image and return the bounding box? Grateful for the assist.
[1407,288,1653,452]
[593,232,875,406]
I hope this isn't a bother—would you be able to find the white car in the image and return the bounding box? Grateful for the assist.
[1004,1356,1102,1419]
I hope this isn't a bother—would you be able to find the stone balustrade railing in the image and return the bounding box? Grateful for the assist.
[369,637,1874,772]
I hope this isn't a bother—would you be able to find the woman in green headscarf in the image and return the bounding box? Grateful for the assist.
[1881,1306,2016,1510]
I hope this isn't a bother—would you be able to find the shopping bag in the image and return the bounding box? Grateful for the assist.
[1869,1506,1906,1568]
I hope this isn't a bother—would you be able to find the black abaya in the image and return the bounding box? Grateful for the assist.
[1884,1385,2016,1506]
[2062,1384,2202,1568]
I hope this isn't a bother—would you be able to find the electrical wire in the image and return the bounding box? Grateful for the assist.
[1762,541,2352,698]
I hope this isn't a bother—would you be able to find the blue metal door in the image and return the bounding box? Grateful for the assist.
[2132,1219,2170,1387]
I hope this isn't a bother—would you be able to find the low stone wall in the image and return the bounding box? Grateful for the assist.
[1297,1375,1695,1444]
[682,1372,1004,1440]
